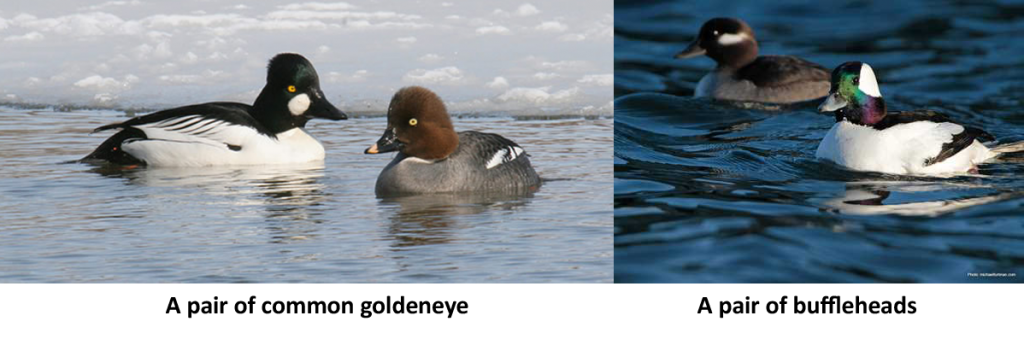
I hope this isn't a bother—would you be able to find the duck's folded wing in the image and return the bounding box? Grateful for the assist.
[737,56,830,87]
[925,125,992,166]
[881,111,994,167]
[458,131,528,170]
[96,102,268,149]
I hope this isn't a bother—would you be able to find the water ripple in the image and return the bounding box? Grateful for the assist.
[615,0,1024,282]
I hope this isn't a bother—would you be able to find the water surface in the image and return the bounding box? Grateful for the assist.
[615,0,1024,283]
[0,107,612,282]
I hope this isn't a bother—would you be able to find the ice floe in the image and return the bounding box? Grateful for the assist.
[0,0,611,116]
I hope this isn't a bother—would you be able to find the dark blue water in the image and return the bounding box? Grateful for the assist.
[615,0,1024,282]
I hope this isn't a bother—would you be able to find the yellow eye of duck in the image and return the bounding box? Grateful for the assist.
[287,85,297,93]
[409,118,418,126]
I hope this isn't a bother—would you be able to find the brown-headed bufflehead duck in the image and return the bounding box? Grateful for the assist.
[676,17,830,103]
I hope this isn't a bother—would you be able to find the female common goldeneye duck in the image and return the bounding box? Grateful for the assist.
[675,17,830,104]
[363,86,541,196]
[81,53,347,167]
[816,61,1024,175]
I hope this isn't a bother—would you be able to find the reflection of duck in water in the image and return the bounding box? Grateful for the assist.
[379,191,535,248]
[87,163,331,237]
[821,182,1013,217]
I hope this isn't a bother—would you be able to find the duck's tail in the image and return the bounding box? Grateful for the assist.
[79,128,147,165]
[990,141,1024,154]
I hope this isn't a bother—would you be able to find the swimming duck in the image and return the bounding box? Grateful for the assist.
[82,53,347,166]
[816,61,1024,175]
[364,86,541,196]
[675,17,830,103]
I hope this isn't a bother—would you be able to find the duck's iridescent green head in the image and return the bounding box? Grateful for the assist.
[818,61,886,125]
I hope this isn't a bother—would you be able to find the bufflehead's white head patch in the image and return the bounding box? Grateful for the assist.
[288,93,311,116]
[858,63,881,97]
[717,32,750,46]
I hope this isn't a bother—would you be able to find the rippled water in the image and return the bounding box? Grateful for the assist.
[0,107,612,282]
[615,0,1024,282]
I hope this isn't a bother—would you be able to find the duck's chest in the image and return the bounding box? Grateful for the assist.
[239,128,325,164]
[694,72,720,98]
[815,122,907,173]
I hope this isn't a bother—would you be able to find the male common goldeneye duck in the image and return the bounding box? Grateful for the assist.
[675,17,830,104]
[363,86,541,196]
[81,53,347,167]
[815,61,1024,175]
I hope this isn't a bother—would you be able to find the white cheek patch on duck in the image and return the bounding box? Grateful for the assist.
[485,146,524,169]
[717,32,750,46]
[288,93,311,116]
[858,63,882,97]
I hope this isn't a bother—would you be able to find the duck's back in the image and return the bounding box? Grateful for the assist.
[737,55,829,88]
[701,55,830,103]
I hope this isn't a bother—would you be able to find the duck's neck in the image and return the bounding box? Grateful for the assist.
[414,128,459,160]
[712,40,758,70]
[842,94,887,126]
[252,88,307,135]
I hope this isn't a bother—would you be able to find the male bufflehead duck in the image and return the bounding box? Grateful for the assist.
[816,61,1024,175]
[81,53,347,167]
[364,86,541,196]
[675,17,830,103]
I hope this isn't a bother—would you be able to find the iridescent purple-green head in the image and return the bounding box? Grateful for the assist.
[818,61,886,125]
